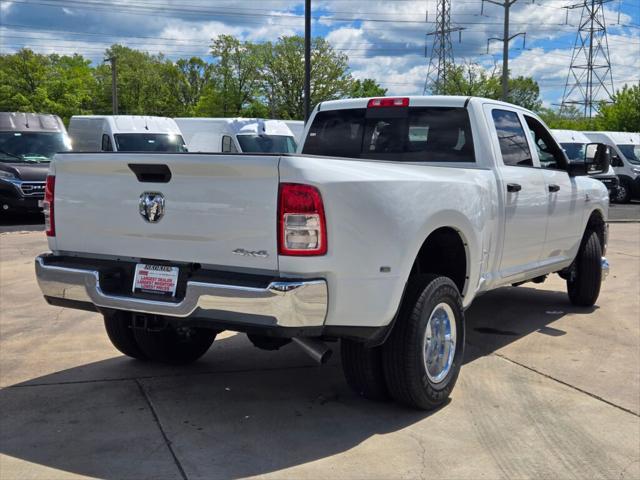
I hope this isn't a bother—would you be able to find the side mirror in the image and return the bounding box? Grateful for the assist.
[585,143,611,175]
[567,161,588,176]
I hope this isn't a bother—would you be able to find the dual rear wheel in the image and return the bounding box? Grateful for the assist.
[103,311,218,364]
[341,275,465,410]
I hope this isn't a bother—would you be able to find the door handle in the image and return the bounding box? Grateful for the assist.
[548,184,560,193]
[507,183,522,193]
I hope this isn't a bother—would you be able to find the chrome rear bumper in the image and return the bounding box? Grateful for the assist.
[35,255,328,328]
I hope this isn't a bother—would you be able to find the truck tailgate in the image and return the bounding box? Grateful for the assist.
[51,153,280,271]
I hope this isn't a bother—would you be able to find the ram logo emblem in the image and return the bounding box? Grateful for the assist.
[139,192,165,223]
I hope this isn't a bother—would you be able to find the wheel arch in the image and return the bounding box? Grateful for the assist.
[584,208,607,253]
[409,225,472,298]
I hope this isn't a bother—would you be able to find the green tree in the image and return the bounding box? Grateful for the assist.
[171,57,214,115]
[349,78,387,98]
[205,35,263,117]
[595,84,640,132]
[95,45,184,116]
[537,106,594,130]
[0,49,97,123]
[435,63,542,110]
[260,36,356,119]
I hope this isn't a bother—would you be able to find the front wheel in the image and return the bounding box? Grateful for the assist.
[613,180,631,203]
[382,275,465,410]
[567,231,602,307]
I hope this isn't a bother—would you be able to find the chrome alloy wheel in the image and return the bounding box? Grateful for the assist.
[422,302,457,383]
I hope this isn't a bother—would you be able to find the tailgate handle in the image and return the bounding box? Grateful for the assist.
[128,164,172,183]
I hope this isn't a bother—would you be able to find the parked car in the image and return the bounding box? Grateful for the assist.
[552,129,619,199]
[174,118,297,154]
[68,115,187,153]
[0,112,71,214]
[35,96,610,410]
[584,131,640,203]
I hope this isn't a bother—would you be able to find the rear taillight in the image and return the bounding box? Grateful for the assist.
[43,175,55,237]
[278,183,327,256]
[367,97,409,108]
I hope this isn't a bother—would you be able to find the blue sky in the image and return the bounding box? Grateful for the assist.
[1,0,638,107]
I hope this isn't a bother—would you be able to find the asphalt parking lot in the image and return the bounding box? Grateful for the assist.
[0,224,639,479]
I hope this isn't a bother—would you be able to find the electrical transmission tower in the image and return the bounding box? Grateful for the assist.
[423,0,463,94]
[560,0,614,118]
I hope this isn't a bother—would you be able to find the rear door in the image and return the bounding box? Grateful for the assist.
[52,153,280,271]
[485,106,548,278]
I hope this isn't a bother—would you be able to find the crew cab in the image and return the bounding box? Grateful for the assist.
[35,96,611,410]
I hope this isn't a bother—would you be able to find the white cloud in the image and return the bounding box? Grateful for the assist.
[1,0,637,104]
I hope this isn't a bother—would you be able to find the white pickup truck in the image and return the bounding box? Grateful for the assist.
[35,96,611,410]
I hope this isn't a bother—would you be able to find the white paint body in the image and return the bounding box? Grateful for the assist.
[68,115,184,152]
[174,118,296,153]
[48,97,608,329]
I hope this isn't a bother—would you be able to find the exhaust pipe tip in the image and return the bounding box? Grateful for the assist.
[292,337,332,364]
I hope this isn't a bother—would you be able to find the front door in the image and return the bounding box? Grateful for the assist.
[486,107,548,278]
[523,115,581,264]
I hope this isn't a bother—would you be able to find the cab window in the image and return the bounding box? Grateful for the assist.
[222,135,238,153]
[101,134,113,152]
[524,116,567,170]
[491,109,532,167]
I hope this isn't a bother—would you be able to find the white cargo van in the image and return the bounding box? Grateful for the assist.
[583,131,640,203]
[174,118,297,154]
[68,116,187,153]
[552,129,619,199]
[284,120,305,144]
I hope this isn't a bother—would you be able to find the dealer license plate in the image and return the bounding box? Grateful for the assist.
[133,264,179,297]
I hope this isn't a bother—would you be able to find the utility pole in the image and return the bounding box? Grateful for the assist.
[423,0,463,94]
[105,56,118,115]
[304,0,311,122]
[559,0,614,118]
[484,0,525,101]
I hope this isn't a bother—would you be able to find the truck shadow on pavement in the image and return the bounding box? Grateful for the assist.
[0,286,597,479]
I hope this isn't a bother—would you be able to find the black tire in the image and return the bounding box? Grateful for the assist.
[341,339,389,401]
[103,311,147,360]
[382,275,465,410]
[133,323,217,365]
[614,179,632,203]
[567,231,602,307]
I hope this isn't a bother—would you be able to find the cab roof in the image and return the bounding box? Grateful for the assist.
[176,117,294,137]
[0,112,66,133]
[316,95,537,114]
[551,129,591,143]
[583,131,640,144]
[71,115,181,135]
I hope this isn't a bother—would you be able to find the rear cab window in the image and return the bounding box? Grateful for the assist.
[302,105,475,163]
